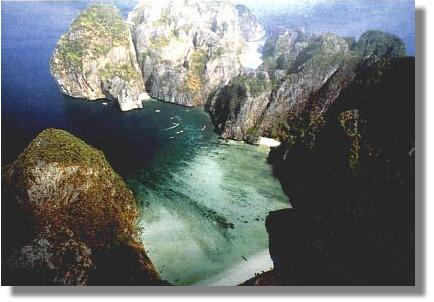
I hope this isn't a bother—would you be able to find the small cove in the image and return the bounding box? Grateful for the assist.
[125,106,290,284]
[1,1,289,285]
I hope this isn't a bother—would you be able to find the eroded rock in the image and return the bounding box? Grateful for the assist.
[50,4,148,111]
[207,30,406,143]
[235,4,265,42]
[206,71,272,141]
[128,0,252,106]
[3,129,163,285]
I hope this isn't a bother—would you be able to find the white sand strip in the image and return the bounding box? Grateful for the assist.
[258,137,281,147]
[192,249,274,286]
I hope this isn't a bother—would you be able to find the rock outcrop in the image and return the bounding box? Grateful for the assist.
[50,4,149,111]
[260,57,415,285]
[2,129,164,285]
[206,71,271,141]
[206,29,408,143]
[206,31,360,142]
[259,33,356,134]
[205,25,414,285]
[128,0,252,107]
[235,4,265,42]
[354,30,407,59]
[260,29,313,76]
[204,28,414,286]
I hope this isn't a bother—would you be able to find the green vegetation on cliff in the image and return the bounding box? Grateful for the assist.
[233,73,271,97]
[50,3,146,111]
[186,48,208,93]
[3,129,163,285]
[291,33,350,73]
[7,129,138,251]
[211,72,271,130]
[100,63,142,83]
[354,30,406,58]
[53,4,130,72]
[15,128,106,168]
[265,57,414,285]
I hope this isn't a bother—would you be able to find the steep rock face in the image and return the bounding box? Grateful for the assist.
[206,71,272,141]
[5,224,93,285]
[264,30,407,140]
[207,30,407,143]
[263,57,415,285]
[2,129,163,285]
[260,33,354,133]
[354,30,407,59]
[264,54,362,142]
[260,29,314,76]
[206,32,360,142]
[50,4,149,111]
[235,4,265,42]
[128,0,249,107]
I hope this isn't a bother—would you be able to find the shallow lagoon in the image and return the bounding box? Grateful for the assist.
[125,101,289,285]
[2,1,289,285]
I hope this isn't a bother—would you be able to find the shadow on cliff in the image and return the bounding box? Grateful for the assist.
[256,34,420,288]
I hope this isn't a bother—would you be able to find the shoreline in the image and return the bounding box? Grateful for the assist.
[258,137,281,148]
[192,249,274,286]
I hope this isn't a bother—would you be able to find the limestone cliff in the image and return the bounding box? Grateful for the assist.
[2,129,164,285]
[260,57,415,285]
[206,30,407,143]
[206,71,271,141]
[235,4,265,42]
[128,0,251,107]
[260,33,355,134]
[260,29,313,76]
[50,4,149,111]
[206,32,359,142]
[50,1,266,109]
[354,30,407,59]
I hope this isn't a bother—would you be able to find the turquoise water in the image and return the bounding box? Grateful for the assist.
[125,101,289,285]
[1,1,289,285]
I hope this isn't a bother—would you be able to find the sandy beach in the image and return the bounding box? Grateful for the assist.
[193,249,274,286]
[258,137,281,148]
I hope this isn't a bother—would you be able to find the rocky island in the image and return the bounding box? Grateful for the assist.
[50,4,149,111]
[50,1,267,108]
